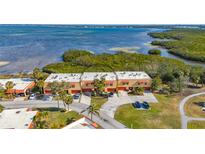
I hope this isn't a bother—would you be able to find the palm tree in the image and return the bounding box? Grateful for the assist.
[5,81,15,91]
[87,104,99,121]
[48,81,70,108]
[33,111,48,129]
[93,77,106,96]
[48,81,61,108]
[36,80,45,94]
[63,94,73,111]
[59,91,73,110]
[133,87,144,95]
[5,81,15,99]
[32,67,47,94]
[33,67,44,81]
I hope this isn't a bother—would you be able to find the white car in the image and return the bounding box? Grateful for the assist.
[202,107,205,112]
[29,94,36,100]
[43,95,53,101]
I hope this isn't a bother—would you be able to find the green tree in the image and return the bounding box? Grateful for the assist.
[87,104,99,121]
[33,67,44,81]
[151,76,162,91]
[48,81,70,108]
[148,49,161,55]
[162,72,175,83]
[132,87,144,95]
[93,77,106,96]
[200,71,205,86]
[5,81,15,99]
[75,55,95,67]
[33,67,47,94]
[59,91,73,110]
[33,112,48,129]
[190,67,202,87]
[63,49,93,62]
[5,81,15,90]
[36,80,45,94]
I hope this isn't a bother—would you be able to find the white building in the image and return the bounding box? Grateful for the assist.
[0,108,37,129]
[63,117,98,129]
[0,78,35,95]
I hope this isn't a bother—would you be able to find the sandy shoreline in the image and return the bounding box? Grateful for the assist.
[0,61,10,67]
[109,47,140,53]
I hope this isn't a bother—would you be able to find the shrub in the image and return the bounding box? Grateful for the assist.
[63,49,93,62]
[148,49,161,55]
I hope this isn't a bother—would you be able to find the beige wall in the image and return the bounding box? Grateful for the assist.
[44,78,152,94]
[118,79,152,88]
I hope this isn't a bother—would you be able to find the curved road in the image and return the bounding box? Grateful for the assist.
[179,92,205,129]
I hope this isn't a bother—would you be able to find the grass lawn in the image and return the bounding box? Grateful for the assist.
[91,96,108,110]
[0,104,4,113]
[187,121,205,129]
[115,94,181,129]
[184,95,205,118]
[33,108,83,129]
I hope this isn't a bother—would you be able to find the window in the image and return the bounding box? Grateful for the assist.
[122,82,129,85]
[71,85,75,88]
[106,83,113,86]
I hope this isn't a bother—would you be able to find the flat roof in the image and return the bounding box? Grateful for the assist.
[0,78,34,90]
[45,73,81,83]
[0,108,37,129]
[45,71,151,83]
[63,117,96,129]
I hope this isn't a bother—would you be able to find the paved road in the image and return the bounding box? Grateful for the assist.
[179,92,205,129]
[0,100,126,129]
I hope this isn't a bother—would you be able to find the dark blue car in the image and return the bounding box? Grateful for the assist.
[132,101,150,109]
[142,101,150,109]
[132,101,141,108]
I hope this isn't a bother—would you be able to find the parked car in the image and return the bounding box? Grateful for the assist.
[42,95,53,101]
[108,92,114,97]
[132,101,141,108]
[29,93,36,100]
[83,92,91,97]
[16,93,25,97]
[134,101,141,108]
[73,93,80,99]
[142,101,150,109]
[15,94,21,97]
[91,91,96,96]
[132,103,137,108]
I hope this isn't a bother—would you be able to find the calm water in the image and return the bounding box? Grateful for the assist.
[0,25,204,74]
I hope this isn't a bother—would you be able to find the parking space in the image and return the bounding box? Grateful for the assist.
[100,91,158,118]
[80,94,91,105]
[14,97,26,101]
[129,92,158,103]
